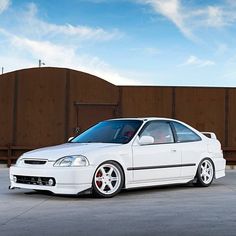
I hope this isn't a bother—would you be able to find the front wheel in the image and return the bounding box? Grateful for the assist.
[195,158,214,187]
[92,161,124,198]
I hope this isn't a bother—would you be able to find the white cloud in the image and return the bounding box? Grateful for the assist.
[179,55,215,67]
[41,23,121,41]
[0,0,10,14]
[206,6,225,27]
[0,2,138,85]
[17,2,122,42]
[192,6,229,28]
[137,0,236,41]
[139,0,195,40]
[0,29,138,85]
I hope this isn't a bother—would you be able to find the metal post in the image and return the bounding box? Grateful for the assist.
[39,60,45,67]
[1,67,3,74]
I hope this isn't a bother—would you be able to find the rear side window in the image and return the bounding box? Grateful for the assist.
[172,122,201,142]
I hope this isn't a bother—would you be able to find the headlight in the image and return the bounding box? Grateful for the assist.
[53,155,89,167]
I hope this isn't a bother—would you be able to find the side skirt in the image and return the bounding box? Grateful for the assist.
[125,177,194,189]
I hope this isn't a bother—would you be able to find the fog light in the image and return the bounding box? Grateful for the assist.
[48,178,54,186]
[37,177,42,185]
[13,176,17,183]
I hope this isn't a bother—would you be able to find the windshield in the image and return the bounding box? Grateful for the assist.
[71,120,143,144]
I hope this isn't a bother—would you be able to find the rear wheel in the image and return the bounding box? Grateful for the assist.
[92,161,124,198]
[195,158,214,187]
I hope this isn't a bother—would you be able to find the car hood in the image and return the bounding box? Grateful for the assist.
[21,143,122,161]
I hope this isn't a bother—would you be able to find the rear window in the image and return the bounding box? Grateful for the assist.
[172,122,201,142]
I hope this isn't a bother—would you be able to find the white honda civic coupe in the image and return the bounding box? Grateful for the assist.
[10,118,226,198]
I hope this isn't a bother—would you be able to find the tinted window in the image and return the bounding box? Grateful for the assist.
[140,121,174,144]
[71,120,143,144]
[172,122,201,142]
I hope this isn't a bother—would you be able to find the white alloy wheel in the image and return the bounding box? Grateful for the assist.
[93,161,124,198]
[195,158,214,187]
[200,159,214,184]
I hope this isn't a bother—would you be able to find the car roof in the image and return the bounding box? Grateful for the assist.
[107,117,177,122]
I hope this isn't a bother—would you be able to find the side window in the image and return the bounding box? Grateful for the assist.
[140,121,174,144]
[172,122,201,142]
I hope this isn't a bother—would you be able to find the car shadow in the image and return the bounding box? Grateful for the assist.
[22,183,192,199]
[19,181,224,200]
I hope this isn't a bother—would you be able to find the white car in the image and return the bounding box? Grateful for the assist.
[9,118,226,198]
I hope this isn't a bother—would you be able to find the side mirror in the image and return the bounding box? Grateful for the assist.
[68,137,74,142]
[139,136,154,145]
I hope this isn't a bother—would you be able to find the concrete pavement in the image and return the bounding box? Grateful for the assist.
[1,168,236,236]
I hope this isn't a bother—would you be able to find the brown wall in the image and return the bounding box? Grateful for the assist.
[0,67,235,164]
[0,67,120,162]
[174,88,226,145]
[68,70,119,136]
[228,89,236,147]
[121,87,173,118]
[121,87,227,146]
[0,73,14,148]
[15,68,67,147]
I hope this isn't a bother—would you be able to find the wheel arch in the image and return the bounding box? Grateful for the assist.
[95,160,126,188]
[195,156,216,179]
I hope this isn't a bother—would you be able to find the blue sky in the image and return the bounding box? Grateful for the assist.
[1,0,236,86]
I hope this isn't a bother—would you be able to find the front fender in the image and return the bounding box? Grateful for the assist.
[85,146,133,187]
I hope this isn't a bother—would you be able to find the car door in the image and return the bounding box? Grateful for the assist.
[132,121,182,182]
[171,121,206,179]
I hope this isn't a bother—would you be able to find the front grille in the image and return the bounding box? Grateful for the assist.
[24,160,47,165]
[15,175,56,186]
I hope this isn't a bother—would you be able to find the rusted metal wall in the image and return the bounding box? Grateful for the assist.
[15,68,67,147]
[0,73,14,145]
[174,88,226,146]
[0,67,236,165]
[0,68,119,165]
[228,89,236,147]
[122,87,226,143]
[0,73,14,159]
[121,87,173,118]
[225,89,236,162]
[68,69,119,136]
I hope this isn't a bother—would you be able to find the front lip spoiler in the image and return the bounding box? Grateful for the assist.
[9,186,19,190]
[77,187,92,196]
[8,185,92,196]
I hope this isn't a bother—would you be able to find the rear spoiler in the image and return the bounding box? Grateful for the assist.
[201,132,217,139]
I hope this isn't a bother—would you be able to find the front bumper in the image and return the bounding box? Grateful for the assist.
[9,165,95,195]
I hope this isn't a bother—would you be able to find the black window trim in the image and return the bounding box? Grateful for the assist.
[170,121,202,143]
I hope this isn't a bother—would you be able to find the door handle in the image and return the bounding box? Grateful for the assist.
[171,149,177,152]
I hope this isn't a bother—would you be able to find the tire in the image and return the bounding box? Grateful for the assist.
[195,158,214,187]
[92,161,124,198]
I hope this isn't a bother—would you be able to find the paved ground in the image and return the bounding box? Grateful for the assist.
[1,169,236,236]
